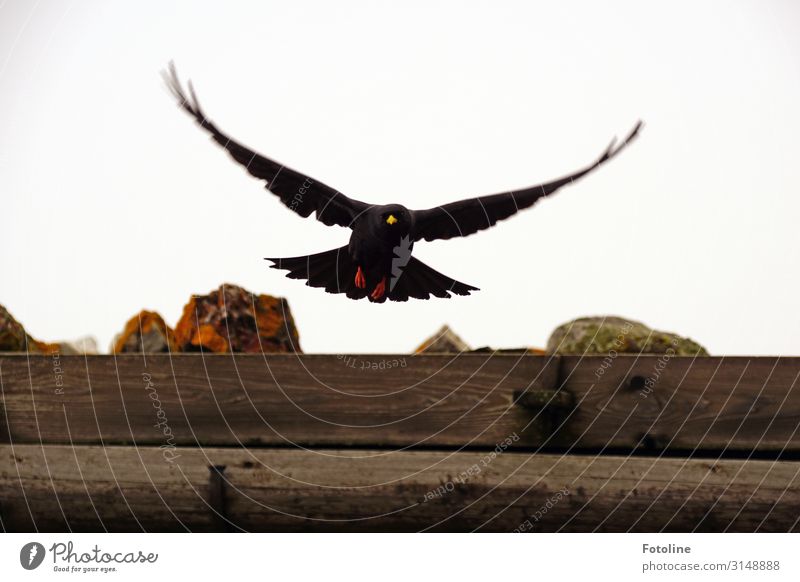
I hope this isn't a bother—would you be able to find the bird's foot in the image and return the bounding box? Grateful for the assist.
[355,266,366,289]
[370,276,387,300]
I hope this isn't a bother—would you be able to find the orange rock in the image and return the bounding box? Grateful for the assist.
[173,284,302,353]
[112,310,177,354]
[31,340,62,354]
[0,304,60,353]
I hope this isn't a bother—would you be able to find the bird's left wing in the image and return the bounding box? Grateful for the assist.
[411,121,643,242]
[164,64,369,228]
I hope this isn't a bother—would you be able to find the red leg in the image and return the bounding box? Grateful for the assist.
[370,276,387,300]
[355,266,366,289]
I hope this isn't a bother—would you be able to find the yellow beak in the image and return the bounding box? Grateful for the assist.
[386,214,398,225]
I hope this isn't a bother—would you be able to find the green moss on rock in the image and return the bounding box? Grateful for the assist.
[546,316,708,356]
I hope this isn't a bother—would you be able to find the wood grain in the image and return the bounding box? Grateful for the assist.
[1,444,798,532]
[1,354,799,451]
[559,355,800,452]
[0,353,555,449]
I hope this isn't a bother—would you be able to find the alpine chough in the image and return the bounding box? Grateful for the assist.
[165,64,642,303]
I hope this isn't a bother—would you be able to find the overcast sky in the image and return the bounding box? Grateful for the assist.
[1,0,798,355]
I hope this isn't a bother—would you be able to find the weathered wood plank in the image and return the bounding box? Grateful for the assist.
[1,444,798,532]
[1,354,799,451]
[559,355,800,452]
[0,353,555,448]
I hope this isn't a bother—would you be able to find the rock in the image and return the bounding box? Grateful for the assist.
[112,311,176,354]
[0,304,58,353]
[415,325,547,355]
[173,284,302,353]
[546,316,709,356]
[415,325,470,353]
[0,304,31,352]
[57,336,99,355]
[471,346,547,355]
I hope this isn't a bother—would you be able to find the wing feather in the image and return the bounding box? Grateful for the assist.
[164,63,369,228]
[411,121,643,241]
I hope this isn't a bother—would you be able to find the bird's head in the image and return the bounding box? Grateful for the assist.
[374,204,412,239]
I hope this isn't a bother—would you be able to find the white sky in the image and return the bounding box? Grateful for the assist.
[1,0,799,355]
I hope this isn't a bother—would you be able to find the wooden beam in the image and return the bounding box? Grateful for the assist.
[559,355,800,452]
[0,354,557,448]
[1,355,799,452]
[1,444,798,532]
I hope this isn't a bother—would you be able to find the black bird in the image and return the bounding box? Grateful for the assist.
[164,65,642,303]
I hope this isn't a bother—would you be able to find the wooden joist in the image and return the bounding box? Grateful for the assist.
[1,444,798,532]
[1,354,799,452]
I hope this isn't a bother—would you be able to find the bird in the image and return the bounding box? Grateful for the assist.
[164,64,642,303]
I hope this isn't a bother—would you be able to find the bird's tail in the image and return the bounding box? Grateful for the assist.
[265,246,368,300]
[386,256,479,302]
[265,247,479,302]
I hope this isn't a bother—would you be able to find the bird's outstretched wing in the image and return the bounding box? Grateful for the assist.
[411,121,643,242]
[163,63,369,228]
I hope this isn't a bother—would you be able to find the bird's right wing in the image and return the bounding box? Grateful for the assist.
[411,121,643,242]
[164,64,370,228]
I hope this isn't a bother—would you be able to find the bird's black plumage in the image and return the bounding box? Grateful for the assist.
[164,64,642,303]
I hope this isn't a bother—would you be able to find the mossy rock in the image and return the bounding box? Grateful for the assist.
[0,305,29,351]
[546,316,708,356]
[0,304,58,353]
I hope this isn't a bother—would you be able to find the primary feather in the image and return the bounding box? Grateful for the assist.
[163,63,369,228]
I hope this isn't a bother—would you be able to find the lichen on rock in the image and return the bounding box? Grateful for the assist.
[173,283,302,353]
[0,304,59,353]
[112,311,177,354]
[546,316,708,356]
